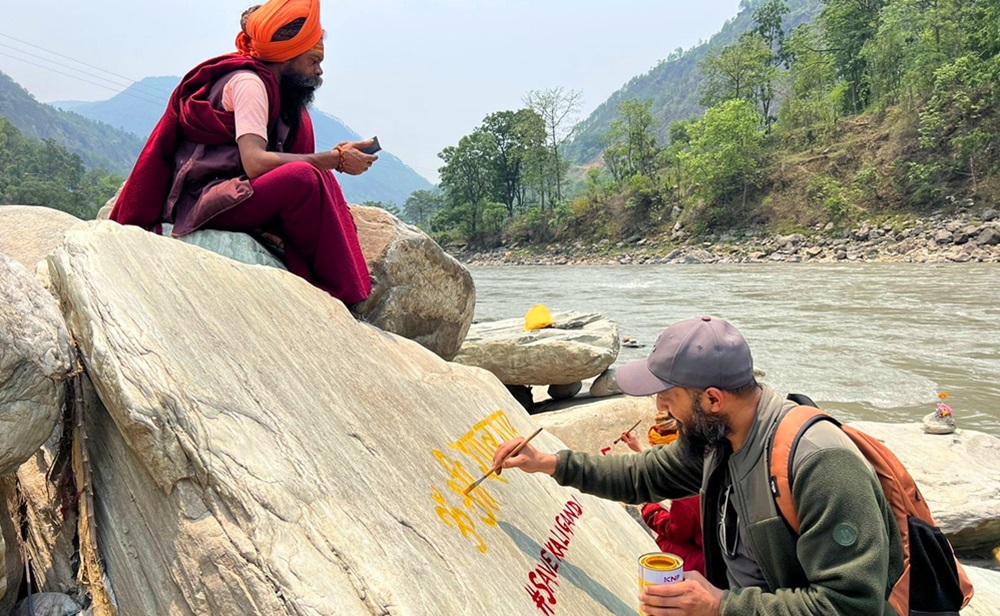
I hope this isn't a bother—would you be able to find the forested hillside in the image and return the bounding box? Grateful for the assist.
[0,71,144,175]
[0,118,122,219]
[566,0,823,163]
[425,0,1000,251]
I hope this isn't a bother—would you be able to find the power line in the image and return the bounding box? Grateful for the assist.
[0,31,173,98]
[0,32,437,177]
[0,42,166,103]
[0,50,165,107]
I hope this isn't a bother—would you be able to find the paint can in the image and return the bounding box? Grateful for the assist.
[638,552,684,615]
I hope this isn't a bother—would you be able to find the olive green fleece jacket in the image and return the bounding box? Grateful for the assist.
[553,385,904,616]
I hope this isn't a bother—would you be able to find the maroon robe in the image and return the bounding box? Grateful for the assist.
[111,53,371,304]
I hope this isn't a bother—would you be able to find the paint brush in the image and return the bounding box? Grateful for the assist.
[612,419,643,444]
[464,427,544,495]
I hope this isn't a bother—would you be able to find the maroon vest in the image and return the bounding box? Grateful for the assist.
[164,72,293,237]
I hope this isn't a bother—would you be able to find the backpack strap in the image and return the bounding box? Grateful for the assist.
[767,405,841,534]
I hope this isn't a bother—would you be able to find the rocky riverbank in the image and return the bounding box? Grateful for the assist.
[460,208,1000,266]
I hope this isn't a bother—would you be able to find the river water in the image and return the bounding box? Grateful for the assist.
[470,263,1000,437]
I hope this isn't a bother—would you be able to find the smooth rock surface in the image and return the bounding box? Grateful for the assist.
[0,206,81,270]
[104,206,475,361]
[963,566,1000,616]
[0,254,75,475]
[160,223,287,270]
[48,222,656,616]
[850,422,1000,550]
[453,312,620,386]
[533,396,657,457]
[351,205,475,361]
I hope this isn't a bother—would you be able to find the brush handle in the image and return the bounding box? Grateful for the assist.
[612,419,643,444]
[465,427,544,494]
[503,427,544,462]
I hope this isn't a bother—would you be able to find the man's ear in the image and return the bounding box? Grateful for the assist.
[704,387,725,412]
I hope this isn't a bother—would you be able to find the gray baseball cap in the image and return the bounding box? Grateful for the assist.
[616,316,754,396]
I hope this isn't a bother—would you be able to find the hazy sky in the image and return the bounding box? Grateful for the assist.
[1,0,741,181]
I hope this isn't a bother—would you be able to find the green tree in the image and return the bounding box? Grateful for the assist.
[0,118,121,219]
[402,189,443,228]
[753,0,791,66]
[776,24,840,144]
[679,99,767,211]
[820,0,888,113]
[436,129,497,243]
[917,54,998,194]
[603,99,661,185]
[480,109,546,216]
[860,0,918,106]
[522,87,583,206]
[701,33,777,123]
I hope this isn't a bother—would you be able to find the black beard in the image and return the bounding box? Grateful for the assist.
[279,71,322,125]
[676,394,731,460]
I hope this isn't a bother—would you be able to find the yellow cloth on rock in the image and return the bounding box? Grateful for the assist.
[524,304,555,331]
[235,0,323,63]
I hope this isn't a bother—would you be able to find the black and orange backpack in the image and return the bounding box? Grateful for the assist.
[768,396,975,615]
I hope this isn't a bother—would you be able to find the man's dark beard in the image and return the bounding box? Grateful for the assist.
[676,394,731,460]
[279,70,322,126]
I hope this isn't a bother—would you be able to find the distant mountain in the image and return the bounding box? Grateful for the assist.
[55,76,433,205]
[54,76,176,139]
[566,0,822,163]
[0,71,145,175]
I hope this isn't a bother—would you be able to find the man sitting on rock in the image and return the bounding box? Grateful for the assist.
[110,0,375,304]
[493,316,903,615]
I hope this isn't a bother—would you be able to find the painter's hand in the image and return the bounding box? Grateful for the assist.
[493,438,557,476]
[639,571,723,616]
[336,141,378,175]
[621,431,643,453]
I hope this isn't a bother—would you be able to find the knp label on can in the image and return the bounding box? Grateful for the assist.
[638,552,684,615]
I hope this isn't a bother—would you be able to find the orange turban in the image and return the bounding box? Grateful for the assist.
[648,425,678,447]
[235,0,323,63]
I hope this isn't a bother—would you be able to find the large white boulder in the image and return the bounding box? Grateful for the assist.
[47,222,656,616]
[351,205,475,361]
[101,205,475,361]
[0,254,75,475]
[453,312,620,386]
[850,422,1000,550]
[0,205,81,270]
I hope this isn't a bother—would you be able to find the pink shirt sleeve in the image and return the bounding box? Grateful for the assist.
[222,71,269,142]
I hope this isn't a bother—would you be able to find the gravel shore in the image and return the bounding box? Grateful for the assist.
[459,209,1000,266]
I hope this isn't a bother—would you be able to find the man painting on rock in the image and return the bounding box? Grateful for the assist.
[110,0,376,304]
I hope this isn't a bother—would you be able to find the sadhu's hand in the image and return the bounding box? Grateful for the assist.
[492,438,558,476]
[639,570,723,616]
[335,140,378,175]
